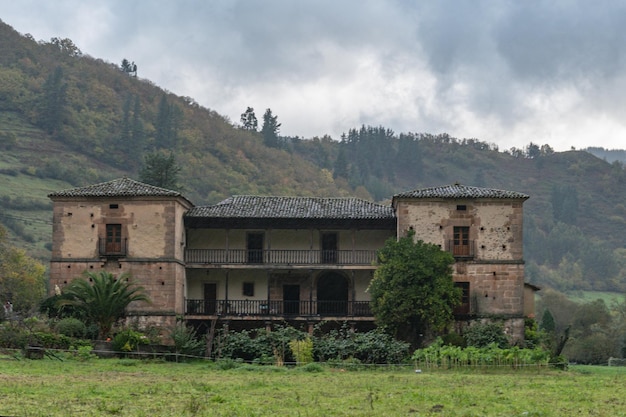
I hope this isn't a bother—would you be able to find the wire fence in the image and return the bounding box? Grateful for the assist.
[0,346,607,371]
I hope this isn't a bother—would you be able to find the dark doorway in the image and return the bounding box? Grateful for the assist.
[321,232,338,263]
[247,232,264,263]
[283,284,300,315]
[204,283,217,314]
[317,272,348,315]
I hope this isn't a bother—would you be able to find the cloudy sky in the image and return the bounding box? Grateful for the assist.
[2,1,626,151]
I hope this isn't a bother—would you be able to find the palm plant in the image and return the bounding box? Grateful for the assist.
[58,271,150,339]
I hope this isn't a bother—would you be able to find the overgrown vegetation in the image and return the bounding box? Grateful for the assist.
[212,324,410,365]
[412,338,552,369]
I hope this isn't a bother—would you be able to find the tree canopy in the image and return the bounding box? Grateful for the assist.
[139,151,182,191]
[261,108,281,148]
[368,231,458,346]
[0,226,46,315]
[240,106,258,131]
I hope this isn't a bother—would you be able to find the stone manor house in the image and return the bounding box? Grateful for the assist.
[48,178,534,341]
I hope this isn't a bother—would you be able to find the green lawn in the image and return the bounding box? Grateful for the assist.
[0,359,625,416]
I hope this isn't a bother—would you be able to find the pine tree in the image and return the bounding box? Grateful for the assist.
[261,108,281,148]
[240,107,258,131]
[39,66,67,135]
[139,151,182,191]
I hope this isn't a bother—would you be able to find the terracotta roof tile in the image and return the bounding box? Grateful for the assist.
[48,177,185,199]
[393,184,529,200]
[186,196,395,219]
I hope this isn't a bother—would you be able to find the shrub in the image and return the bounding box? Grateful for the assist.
[216,329,272,362]
[111,329,147,353]
[56,318,87,338]
[464,322,509,348]
[299,362,324,373]
[171,324,204,358]
[289,338,313,364]
[314,325,410,364]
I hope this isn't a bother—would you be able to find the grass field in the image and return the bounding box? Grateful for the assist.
[0,358,625,416]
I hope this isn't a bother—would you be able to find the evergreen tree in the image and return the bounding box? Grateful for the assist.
[551,185,579,225]
[240,107,258,131]
[139,151,182,191]
[130,95,145,165]
[39,66,67,135]
[333,145,349,179]
[155,95,182,149]
[261,108,281,148]
[119,95,132,148]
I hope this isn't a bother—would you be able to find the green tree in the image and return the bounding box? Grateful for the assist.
[139,151,182,191]
[0,226,46,315]
[261,108,281,148]
[155,94,182,149]
[120,58,137,76]
[48,37,82,57]
[39,66,67,135]
[368,231,459,347]
[58,271,149,339]
[333,145,349,179]
[551,185,579,225]
[240,106,258,131]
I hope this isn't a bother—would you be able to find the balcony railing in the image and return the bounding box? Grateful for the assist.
[186,299,372,317]
[184,249,378,265]
[445,240,475,259]
[98,238,128,257]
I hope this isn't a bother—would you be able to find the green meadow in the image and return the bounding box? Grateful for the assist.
[0,359,625,416]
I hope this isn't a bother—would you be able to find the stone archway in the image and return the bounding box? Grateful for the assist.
[317,272,348,315]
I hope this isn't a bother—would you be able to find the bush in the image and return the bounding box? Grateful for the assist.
[314,325,410,364]
[171,324,205,358]
[464,322,509,348]
[56,318,87,338]
[215,324,410,365]
[111,329,148,353]
[289,338,313,364]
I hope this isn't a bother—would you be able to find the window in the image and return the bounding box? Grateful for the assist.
[243,282,254,297]
[454,282,470,315]
[456,204,467,211]
[453,226,470,257]
[109,204,119,209]
[105,224,122,253]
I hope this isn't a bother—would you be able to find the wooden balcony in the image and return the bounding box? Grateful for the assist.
[184,249,378,266]
[445,240,476,259]
[185,299,372,318]
[98,237,128,257]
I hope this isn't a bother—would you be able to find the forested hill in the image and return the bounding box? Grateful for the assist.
[0,20,625,293]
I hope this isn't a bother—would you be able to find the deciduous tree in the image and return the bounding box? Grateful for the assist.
[0,226,46,315]
[368,231,459,347]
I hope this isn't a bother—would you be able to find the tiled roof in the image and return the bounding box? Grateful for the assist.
[48,177,186,199]
[393,184,529,200]
[186,196,395,219]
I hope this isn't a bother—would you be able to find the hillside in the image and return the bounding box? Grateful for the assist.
[0,20,625,292]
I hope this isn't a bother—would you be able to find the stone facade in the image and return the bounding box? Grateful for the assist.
[49,179,533,342]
